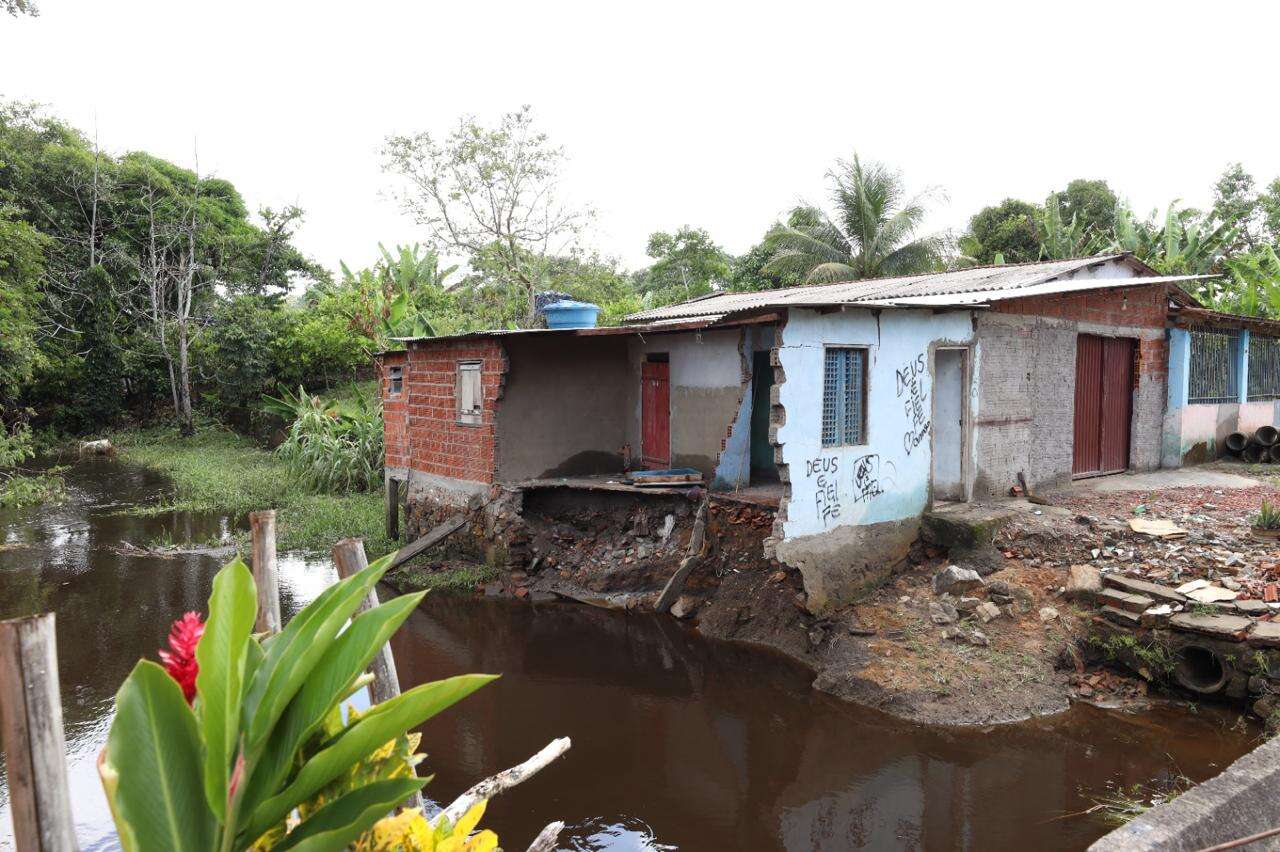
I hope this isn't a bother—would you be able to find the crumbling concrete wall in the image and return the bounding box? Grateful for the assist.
[713,325,776,489]
[771,308,975,611]
[974,283,1169,497]
[495,335,631,480]
[625,328,745,477]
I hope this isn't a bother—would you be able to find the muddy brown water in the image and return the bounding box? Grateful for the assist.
[0,457,1262,850]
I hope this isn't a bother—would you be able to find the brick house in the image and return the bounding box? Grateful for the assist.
[379,254,1222,610]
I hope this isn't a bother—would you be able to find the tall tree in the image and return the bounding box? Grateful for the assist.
[1049,179,1118,238]
[962,199,1042,265]
[763,155,946,283]
[383,106,592,327]
[637,226,730,303]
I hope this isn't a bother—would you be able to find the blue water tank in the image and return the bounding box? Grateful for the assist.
[543,299,601,329]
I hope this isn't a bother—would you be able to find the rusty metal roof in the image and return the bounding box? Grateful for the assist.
[624,254,1198,323]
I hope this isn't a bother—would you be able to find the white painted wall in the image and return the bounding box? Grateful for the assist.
[777,308,975,539]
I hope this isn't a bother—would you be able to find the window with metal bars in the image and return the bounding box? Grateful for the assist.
[821,347,867,447]
[1188,327,1240,404]
[1249,334,1280,401]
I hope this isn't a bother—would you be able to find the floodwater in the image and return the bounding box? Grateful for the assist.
[0,457,1262,850]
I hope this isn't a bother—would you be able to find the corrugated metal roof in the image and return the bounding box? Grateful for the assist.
[623,254,1184,323]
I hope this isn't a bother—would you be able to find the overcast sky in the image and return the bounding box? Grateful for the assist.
[4,0,1279,276]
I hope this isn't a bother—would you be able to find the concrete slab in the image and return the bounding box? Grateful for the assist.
[1248,621,1280,648]
[1169,612,1252,641]
[1082,469,1259,493]
[1099,588,1154,613]
[1102,574,1188,604]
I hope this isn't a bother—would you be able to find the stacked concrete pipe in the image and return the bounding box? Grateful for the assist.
[1231,426,1279,463]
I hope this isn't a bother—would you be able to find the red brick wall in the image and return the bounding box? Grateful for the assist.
[380,339,507,484]
[993,282,1167,328]
[381,351,409,469]
[995,282,1170,384]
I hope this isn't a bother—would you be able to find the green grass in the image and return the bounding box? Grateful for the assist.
[387,563,499,594]
[111,425,392,555]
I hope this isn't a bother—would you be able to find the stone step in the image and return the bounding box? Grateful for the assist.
[1099,588,1155,614]
[1169,612,1252,641]
[1102,574,1187,604]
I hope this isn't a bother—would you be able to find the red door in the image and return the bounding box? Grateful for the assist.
[1073,335,1135,477]
[641,361,670,469]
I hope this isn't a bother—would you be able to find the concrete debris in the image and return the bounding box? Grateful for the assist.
[975,601,1002,623]
[1127,517,1188,538]
[669,595,699,619]
[932,565,984,596]
[1065,564,1103,600]
[1099,588,1155,614]
[1248,621,1280,648]
[1102,574,1187,605]
[1102,606,1142,627]
[1183,585,1239,604]
[955,596,982,613]
[928,601,958,625]
[1038,606,1059,622]
[1168,612,1252,641]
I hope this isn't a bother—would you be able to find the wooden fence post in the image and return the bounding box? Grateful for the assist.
[385,477,401,542]
[250,510,281,633]
[331,538,402,705]
[0,614,75,851]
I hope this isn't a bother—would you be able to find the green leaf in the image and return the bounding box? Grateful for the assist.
[238,592,426,816]
[195,558,257,820]
[241,553,394,758]
[241,674,495,843]
[275,778,428,851]
[103,661,216,852]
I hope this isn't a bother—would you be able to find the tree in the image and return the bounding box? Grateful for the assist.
[636,226,730,303]
[383,106,592,327]
[963,199,1042,265]
[1049,179,1118,237]
[1039,192,1109,260]
[764,155,946,283]
[729,227,802,292]
[2,0,36,17]
[0,208,44,407]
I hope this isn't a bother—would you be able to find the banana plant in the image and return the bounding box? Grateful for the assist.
[99,554,495,851]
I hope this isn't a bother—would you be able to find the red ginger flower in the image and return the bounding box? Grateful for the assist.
[159,611,204,704]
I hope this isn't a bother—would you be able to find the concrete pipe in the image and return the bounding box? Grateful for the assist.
[1174,644,1230,694]
[1225,432,1249,455]
[1243,442,1266,464]
[1256,425,1280,446]
[1269,444,1280,464]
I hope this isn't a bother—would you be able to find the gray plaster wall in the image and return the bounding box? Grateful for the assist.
[625,329,746,477]
[1090,734,1280,851]
[495,335,631,481]
[973,313,1165,498]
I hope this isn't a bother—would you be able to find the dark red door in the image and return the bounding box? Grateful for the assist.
[1073,335,1135,477]
[641,361,670,469]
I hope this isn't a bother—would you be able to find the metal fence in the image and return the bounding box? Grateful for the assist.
[1249,333,1280,401]
[1188,326,1240,404]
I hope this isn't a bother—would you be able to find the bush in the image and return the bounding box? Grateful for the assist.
[269,387,384,494]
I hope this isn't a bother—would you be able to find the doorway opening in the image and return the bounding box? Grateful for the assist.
[932,348,968,502]
[750,350,778,483]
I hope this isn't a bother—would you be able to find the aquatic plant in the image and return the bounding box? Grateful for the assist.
[99,554,496,850]
[1081,775,1191,826]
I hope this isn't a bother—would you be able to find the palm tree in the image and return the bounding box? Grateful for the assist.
[763,155,947,284]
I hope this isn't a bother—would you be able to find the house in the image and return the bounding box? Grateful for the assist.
[378,253,1254,612]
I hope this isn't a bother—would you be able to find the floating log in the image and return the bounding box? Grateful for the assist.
[387,515,466,571]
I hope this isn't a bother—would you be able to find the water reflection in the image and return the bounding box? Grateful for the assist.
[0,458,1261,850]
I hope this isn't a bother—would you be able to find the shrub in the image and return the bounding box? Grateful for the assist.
[1255,500,1280,530]
[268,388,384,494]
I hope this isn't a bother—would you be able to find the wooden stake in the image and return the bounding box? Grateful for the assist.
[331,538,402,706]
[0,614,75,851]
[250,510,281,633]
[386,477,401,542]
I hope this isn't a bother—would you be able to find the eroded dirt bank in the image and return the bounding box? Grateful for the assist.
[385,472,1280,727]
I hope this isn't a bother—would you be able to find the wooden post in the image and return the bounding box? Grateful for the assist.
[386,477,401,542]
[331,538,402,705]
[0,614,76,851]
[250,510,281,633]
[331,537,421,811]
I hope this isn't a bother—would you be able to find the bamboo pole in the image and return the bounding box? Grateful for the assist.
[331,538,402,705]
[250,510,281,633]
[0,614,75,851]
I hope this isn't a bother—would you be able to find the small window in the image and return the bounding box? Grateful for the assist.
[821,347,866,447]
[456,361,483,425]
[388,365,403,397]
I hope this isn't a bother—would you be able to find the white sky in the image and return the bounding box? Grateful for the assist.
[4,0,1280,277]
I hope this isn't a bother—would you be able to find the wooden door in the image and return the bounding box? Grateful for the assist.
[1073,335,1135,477]
[641,361,670,469]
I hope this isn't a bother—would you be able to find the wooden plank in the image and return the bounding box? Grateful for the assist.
[386,477,401,542]
[250,510,281,633]
[0,614,76,851]
[388,515,467,571]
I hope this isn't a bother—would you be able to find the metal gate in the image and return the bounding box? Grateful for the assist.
[1073,335,1135,477]
[641,360,670,469]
